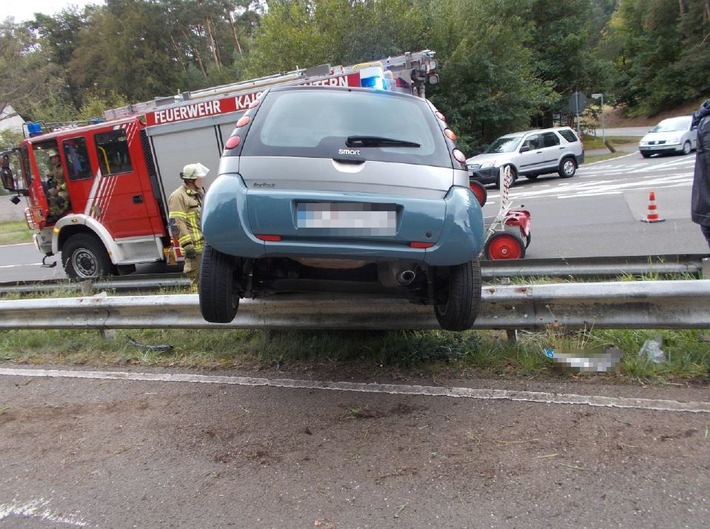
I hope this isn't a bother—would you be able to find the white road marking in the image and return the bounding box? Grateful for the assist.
[1,367,709,414]
[484,171,692,202]
[0,499,87,526]
[0,263,42,269]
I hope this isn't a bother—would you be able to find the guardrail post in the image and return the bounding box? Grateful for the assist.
[703,258,710,279]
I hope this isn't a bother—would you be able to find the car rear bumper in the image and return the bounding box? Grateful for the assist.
[202,174,485,266]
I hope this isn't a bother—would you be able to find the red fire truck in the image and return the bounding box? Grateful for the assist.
[1,51,439,279]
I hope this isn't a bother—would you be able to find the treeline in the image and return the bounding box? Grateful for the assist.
[1,0,709,152]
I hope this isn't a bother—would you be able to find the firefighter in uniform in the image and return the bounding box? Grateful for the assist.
[46,149,71,222]
[168,163,209,288]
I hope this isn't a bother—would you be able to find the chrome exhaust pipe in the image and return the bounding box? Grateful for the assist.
[397,270,416,285]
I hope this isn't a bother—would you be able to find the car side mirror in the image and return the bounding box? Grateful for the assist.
[520,146,530,153]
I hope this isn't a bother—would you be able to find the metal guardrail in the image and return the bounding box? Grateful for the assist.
[1,255,707,296]
[1,279,708,330]
[483,254,709,279]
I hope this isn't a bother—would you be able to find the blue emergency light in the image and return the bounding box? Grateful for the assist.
[358,65,386,91]
[27,122,42,137]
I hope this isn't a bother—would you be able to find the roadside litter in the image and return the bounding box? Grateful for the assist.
[638,338,666,363]
[545,345,622,373]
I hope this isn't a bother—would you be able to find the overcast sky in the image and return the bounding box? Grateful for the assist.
[2,1,104,22]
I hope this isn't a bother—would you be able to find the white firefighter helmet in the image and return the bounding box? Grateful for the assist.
[46,148,59,158]
[180,162,209,180]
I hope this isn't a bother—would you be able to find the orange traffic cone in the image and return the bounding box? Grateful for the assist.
[641,191,665,223]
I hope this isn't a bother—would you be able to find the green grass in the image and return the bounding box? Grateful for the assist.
[0,220,33,245]
[583,134,638,163]
[0,326,707,384]
[582,134,637,151]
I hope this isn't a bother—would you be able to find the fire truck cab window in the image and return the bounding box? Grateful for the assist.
[95,130,132,176]
[63,138,92,181]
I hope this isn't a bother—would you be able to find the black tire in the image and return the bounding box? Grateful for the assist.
[61,233,116,280]
[640,152,651,158]
[433,259,482,331]
[503,165,517,187]
[494,165,517,189]
[199,245,240,323]
[525,174,539,180]
[504,224,532,248]
[682,141,691,155]
[558,157,577,178]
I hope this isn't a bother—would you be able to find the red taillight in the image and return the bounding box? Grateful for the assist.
[236,115,251,128]
[225,135,241,149]
[256,234,282,242]
[469,181,487,207]
[444,128,457,141]
[249,98,261,109]
[435,111,446,121]
[409,242,434,249]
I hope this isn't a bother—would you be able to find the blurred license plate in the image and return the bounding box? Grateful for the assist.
[297,202,396,234]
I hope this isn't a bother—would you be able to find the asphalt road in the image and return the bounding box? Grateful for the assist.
[480,146,709,258]
[1,367,709,528]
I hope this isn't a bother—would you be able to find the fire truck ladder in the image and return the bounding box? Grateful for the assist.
[103,50,438,120]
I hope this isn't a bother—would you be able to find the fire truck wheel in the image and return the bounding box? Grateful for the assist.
[199,245,239,323]
[433,258,482,331]
[62,233,116,280]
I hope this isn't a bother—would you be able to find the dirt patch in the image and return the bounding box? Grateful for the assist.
[604,100,704,128]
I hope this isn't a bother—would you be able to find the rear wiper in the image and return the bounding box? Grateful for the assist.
[346,135,420,148]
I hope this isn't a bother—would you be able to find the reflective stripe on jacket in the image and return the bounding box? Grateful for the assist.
[168,184,204,251]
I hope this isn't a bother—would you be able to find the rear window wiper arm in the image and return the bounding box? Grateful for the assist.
[346,136,420,148]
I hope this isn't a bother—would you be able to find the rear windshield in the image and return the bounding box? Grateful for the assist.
[240,88,452,167]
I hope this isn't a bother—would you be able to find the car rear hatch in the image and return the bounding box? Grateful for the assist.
[238,156,454,244]
[231,87,460,248]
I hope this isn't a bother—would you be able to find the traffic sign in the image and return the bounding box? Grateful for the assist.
[569,92,586,114]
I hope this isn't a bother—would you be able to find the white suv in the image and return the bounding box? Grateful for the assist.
[466,127,585,186]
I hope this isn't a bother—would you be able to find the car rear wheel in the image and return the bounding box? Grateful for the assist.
[199,245,240,323]
[558,157,577,178]
[682,141,691,155]
[434,259,482,331]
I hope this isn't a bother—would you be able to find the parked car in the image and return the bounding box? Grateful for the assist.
[466,126,585,187]
[638,115,697,158]
[198,85,485,331]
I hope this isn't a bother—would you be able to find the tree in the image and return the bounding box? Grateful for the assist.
[0,20,74,121]
[605,0,709,116]
[529,0,609,126]
[242,0,428,77]
[426,0,556,152]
